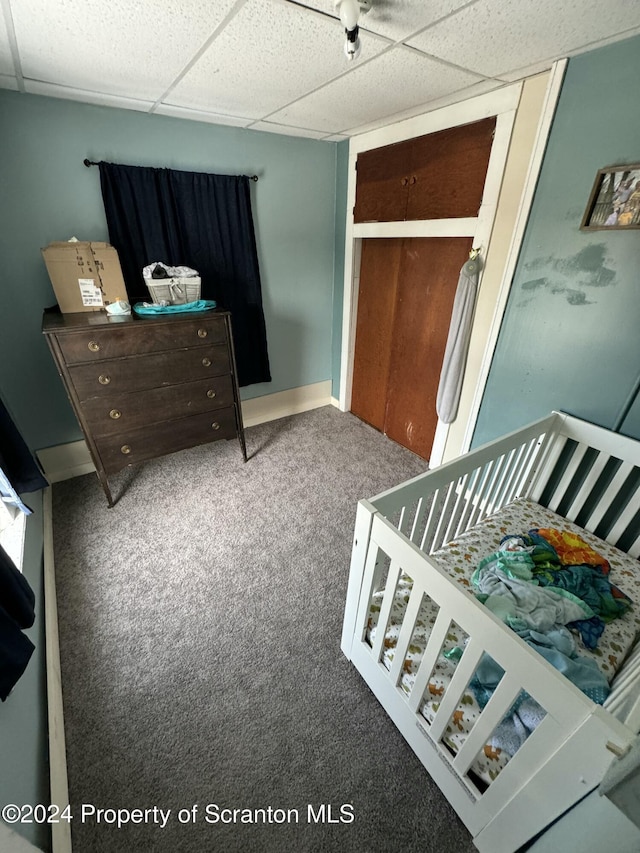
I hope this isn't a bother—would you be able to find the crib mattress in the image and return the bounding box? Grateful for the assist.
[367,498,640,787]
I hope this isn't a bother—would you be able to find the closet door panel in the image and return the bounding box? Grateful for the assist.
[384,237,473,459]
[353,138,413,223]
[405,117,496,221]
[350,239,402,431]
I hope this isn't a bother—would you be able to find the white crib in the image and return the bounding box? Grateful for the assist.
[341,412,640,852]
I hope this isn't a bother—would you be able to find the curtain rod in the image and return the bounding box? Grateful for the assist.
[83,158,258,181]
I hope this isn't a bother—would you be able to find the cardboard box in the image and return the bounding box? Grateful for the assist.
[41,241,129,313]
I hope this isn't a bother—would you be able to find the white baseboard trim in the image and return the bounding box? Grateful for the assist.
[37,381,334,483]
[241,379,332,427]
[43,488,73,853]
[37,443,95,484]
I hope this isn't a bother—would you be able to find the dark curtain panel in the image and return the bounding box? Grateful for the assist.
[98,162,271,387]
[0,543,35,700]
[0,397,48,514]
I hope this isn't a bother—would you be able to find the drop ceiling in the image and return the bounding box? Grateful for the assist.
[1,0,639,141]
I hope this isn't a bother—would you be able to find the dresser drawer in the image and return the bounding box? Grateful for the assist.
[80,375,234,436]
[68,344,230,400]
[57,316,227,364]
[95,406,237,475]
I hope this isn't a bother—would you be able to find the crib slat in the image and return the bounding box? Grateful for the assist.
[432,480,459,551]
[606,480,640,547]
[389,585,425,686]
[564,449,611,522]
[606,643,640,733]
[409,497,425,544]
[371,560,402,663]
[420,487,442,552]
[492,445,524,511]
[627,530,640,559]
[454,467,482,538]
[429,638,484,744]
[355,541,384,642]
[509,436,544,503]
[443,473,470,545]
[468,461,496,528]
[482,452,509,518]
[452,672,522,777]
[547,441,590,512]
[408,608,452,714]
[528,433,568,503]
[583,460,634,532]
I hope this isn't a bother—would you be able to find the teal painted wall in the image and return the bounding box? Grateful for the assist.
[0,91,339,451]
[0,494,50,851]
[474,35,640,447]
[332,140,349,399]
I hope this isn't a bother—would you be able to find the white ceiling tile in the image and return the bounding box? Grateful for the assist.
[153,103,252,127]
[12,0,241,100]
[344,78,504,135]
[295,0,476,41]
[24,80,155,112]
[408,0,640,78]
[268,45,485,133]
[249,121,330,139]
[165,0,388,118]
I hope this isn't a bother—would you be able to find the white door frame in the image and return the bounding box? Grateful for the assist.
[338,65,566,466]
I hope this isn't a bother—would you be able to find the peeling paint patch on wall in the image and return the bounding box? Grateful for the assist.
[518,243,616,306]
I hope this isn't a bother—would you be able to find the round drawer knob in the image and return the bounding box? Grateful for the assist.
[120,445,131,455]
[109,409,122,420]
[206,389,216,399]
[98,374,111,385]
[202,357,211,367]
[88,340,101,352]
[197,328,208,338]
[211,422,221,431]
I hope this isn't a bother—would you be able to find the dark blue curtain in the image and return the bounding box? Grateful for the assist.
[98,162,271,387]
[0,543,35,701]
[0,397,48,514]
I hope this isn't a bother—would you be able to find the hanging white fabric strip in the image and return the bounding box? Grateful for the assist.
[436,253,481,425]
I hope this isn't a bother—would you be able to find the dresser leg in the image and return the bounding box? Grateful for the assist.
[238,433,248,462]
[96,470,115,507]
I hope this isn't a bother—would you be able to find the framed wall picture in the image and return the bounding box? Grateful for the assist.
[580,164,640,230]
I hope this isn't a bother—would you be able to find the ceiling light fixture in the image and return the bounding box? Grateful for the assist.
[334,0,371,62]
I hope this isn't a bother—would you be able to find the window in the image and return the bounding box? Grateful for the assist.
[0,500,25,569]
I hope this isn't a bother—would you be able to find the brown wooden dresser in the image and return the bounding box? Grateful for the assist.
[43,308,247,506]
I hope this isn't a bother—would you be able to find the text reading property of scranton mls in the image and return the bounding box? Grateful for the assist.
[0,803,355,829]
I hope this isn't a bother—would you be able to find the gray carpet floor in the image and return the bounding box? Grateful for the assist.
[52,406,476,853]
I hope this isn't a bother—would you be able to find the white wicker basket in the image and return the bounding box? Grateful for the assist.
[146,276,201,305]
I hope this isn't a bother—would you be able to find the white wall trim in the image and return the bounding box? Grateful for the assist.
[348,84,522,155]
[37,382,333,483]
[338,82,523,453]
[427,106,517,468]
[37,443,95,484]
[353,217,478,239]
[459,59,568,457]
[43,488,73,853]
[241,380,332,428]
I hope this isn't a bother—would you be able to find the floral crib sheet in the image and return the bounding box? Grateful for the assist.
[367,498,640,788]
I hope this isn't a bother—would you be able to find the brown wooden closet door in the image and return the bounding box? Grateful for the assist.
[353,138,413,223]
[384,237,472,459]
[405,118,496,220]
[350,239,402,430]
[353,116,496,224]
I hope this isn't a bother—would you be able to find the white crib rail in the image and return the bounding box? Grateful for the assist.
[369,412,640,559]
[346,511,636,852]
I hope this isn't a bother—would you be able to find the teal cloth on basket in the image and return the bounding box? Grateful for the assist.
[133,300,217,315]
